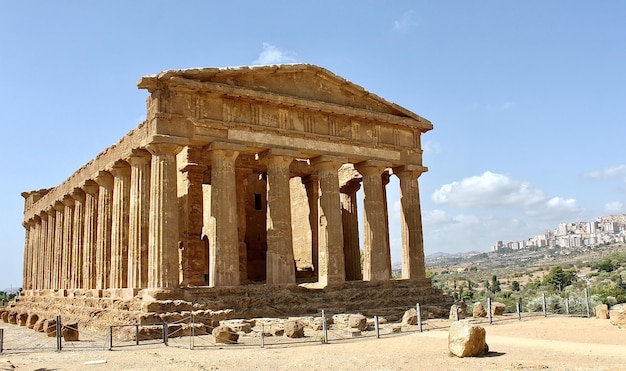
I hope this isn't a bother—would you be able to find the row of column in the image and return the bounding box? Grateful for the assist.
[22,141,426,291]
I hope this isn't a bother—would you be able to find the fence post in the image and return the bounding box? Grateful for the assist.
[454,306,459,321]
[190,313,195,350]
[135,324,139,346]
[163,323,169,346]
[321,310,328,344]
[487,298,492,325]
[416,303,423,333]
[260,323,265,348]
[542,293,547,317]
[0,328,4,353]
[374,315,380,339]
[56,315,62,352]
[565,298,570,315]
[108,326,113,350]
[584,287,591,318]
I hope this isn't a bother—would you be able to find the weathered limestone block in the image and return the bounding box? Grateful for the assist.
[8,312,17,325]
[402,308,418,325]
[212,325,239,344]
[27,313,39,329]
[295,316,330,331]
[222,320,252,333]
[284,320,305,338]
[62,322,80,341]
[473,302,487,318]
[595,304,610,319]
[448,321,489,358]
[491,302,506,316]
[348,314,368,330]
[33,318,46,332]
[44,319,57,337]
[449,304,466,320]
[609,304,626,328]
[270,324,285,336]
[18,312,28,326]
[0,310,8,323]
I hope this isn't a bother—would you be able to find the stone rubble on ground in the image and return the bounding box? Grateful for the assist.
[448,321,489,358]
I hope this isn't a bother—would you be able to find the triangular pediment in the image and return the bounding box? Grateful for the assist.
[139,64,427,123]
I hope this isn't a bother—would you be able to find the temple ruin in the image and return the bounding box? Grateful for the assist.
[15,64,451,333]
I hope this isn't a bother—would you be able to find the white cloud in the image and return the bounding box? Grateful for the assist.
[393,10,419,32]
[432,171,544,208]
[422,141,442,154]
[583,164,626,179]
[604,201,625,214]
[252,42,297,65]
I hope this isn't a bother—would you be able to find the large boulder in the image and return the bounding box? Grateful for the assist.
[609,304,626,328]
[212,325,239,344]
[348,314,367,330]
[44,319,57,337]
[8,312,17,325]
[0,310,8,322]
[491,302,506,316]
[27,313,39,329]
[17,313,28,326]
[448,321,489,358]
[62,322,80,342]
[33,318,46,332]
[402,308,418,325]
[595,304,610,319]
[284,320,305,338]
[473,302,487,318]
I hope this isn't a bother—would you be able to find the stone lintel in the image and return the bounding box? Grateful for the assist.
[209,141,247,153]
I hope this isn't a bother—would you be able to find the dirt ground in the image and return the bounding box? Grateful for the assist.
[1,315,626,370]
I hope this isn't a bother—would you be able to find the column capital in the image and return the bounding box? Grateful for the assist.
[62,195,75,207]
[39,210,48,219]
[33,214,42,223]
[53,201,65,212]
[71,188,86,202]
[340,178,361,194]
[145,142,182,156]
[127,149,152,165]
[110,160,131,178]
[355,160,389,176]
[393,165,428,179]
[311,155,345,171]
[94,170,114,188]
[261,149,297,167]
[82,180,99,195]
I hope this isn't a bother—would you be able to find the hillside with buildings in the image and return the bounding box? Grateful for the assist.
[492,214,626,252]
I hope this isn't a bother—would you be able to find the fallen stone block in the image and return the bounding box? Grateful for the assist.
[284,320,304,338]
[595,304,609,319]
[491,302,506,316]
[212,325,239,344]
[448,321,489,358]
[609,304,626,328]
[473,302,487,318]
[62,322,80,341]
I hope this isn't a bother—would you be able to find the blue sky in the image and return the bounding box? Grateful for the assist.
[1,1,625,289]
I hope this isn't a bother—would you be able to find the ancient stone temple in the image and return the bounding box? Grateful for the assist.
[16,64,451,333]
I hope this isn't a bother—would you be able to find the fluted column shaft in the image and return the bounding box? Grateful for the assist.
[95,171,114,290]
[147,143,181,288]
[236,169,252,284]
[264,152,296,285]
[39,212,48,290]
[22,221,33,291]
[340,179,362,281]
[395,166,427,279]
[179,163,208,287]
[128,151,151,289]
[71,189,85,289]
[209,146,240,287]
[46,207,56,290]
[312,156,345,286]
[356,161,391,281]
[82,181,99,289]
[61,197,75,289]
[110,163,131,288]
[32,216,42,290]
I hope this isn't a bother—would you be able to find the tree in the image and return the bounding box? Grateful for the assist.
[512,280,520,291]
[543,265,576,291]
[491,275,501,294]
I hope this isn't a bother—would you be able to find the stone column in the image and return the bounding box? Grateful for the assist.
[382,171,392,275]
[312,156,345,286]
[236,168,252,284]
[355,161,391,282]
[32,216,42,290]
[82,181,99,289]
[53,203,65,289]
[110,161,131,289]
[146,143,181,289]
[340,179,362,281]
[395,165,427,279]
[71,188,85,289]
[302,175,319,277]
[22,220,33,291]
[61,196,75,289]
[127,150,151,289]
[95,171,114,290]
[263,150,296,285]
[39,211,48,290]
[209,144,241,287]
[178,163,208,287]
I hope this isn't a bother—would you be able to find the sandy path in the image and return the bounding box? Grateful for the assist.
[2,315,626,370]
